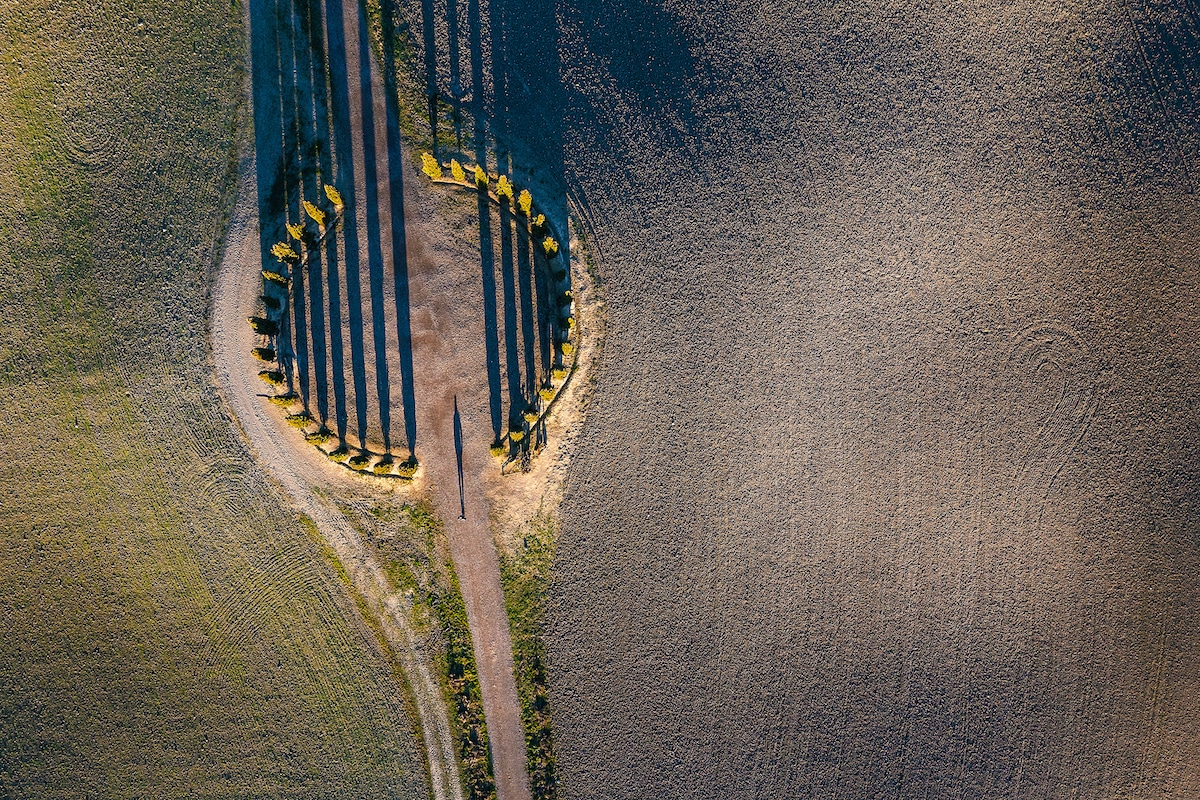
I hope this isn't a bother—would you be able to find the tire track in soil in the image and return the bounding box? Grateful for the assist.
[211,146,464,800]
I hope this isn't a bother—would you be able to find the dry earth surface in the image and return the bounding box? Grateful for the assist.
[529,1,1200,798]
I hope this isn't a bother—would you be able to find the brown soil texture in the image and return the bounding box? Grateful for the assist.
[510,2,1200,798]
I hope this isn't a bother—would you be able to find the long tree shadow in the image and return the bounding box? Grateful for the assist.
[468,0,503,441]
[445,0,464,148]
[515,212,537,397]
[326,0,370,449]
[357,7,395,453]
[277,0,308,402]
[419,0,439,150]
[249,0,291,381]
[381,0,419,456]
[498,201,524,422]
[297,0,331,426]
[321,0,352,441]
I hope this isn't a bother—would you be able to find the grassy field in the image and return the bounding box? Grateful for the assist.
[0,1,428,796]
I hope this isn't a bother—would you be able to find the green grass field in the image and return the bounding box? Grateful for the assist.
[0,1,427,796]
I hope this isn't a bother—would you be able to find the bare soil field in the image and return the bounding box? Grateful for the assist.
[534,1,1200,798]
[0,1,429,797]
[393,0,1200,795]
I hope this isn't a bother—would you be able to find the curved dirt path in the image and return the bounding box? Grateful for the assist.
[211,149,464,800]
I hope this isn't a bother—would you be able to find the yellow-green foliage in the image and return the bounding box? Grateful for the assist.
[496,175,514,200]
[474,164,488,187]
[509,429,525,443]
[523,410,539,425]
[323,183,344,208]
[248,316,279,335]
[422,153,443,180]
[552,367,568,381]
[252,347,276,362]
[302,200,326,226]
[541,236,559,257]
[538,388,554,402]
[262,270,288,286]
[533,213,546,229]
[271,241,298,261]
[517,188,532,214]
[561,342,575,357]
[450,159,466,182]
[328,446,351,463]
[258,370,285,386]
[305,429,333,445]
[286,222,304,241]
[372,458,394,476]
[489,442,506,457]
[395,459,418,479]
[285,412,313,429]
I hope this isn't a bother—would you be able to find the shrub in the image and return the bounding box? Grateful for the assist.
[303,200,326,226]
[560,342,575,357]
[258,370,285,386]
[268,393,297,407]
[532,213,546,231]
[286,412,313,429]
[396,458,418,479]
[517,189,532,215]
[252,347,276,362]
[559,290,573,307]
[323,184,344,208]
[347,454,371,469]
[328,446,350,463]
[496,175,513,200]
[474,164,488,187]
[509,429,525,443]
[538,388,554,402]
[489,441,506,457]
[286,222,305,241]
[541,236,559,257]
[523,410,539,425]
[552,367,568,381]
[248,316,279,335]
[262,270,288,287]
[562,315,576,331]
[271,242,298,261]
[553,268,567,282]
[373,457,394,475]
[422,153,443,180]
[305,428,333,445]
[450,159,466,182]
[260,294,281,311]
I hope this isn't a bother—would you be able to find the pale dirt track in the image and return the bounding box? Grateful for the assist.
[211,147,464,800]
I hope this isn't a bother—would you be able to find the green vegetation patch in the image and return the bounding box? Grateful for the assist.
[0,0,428,796]
[499,511,560,799]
